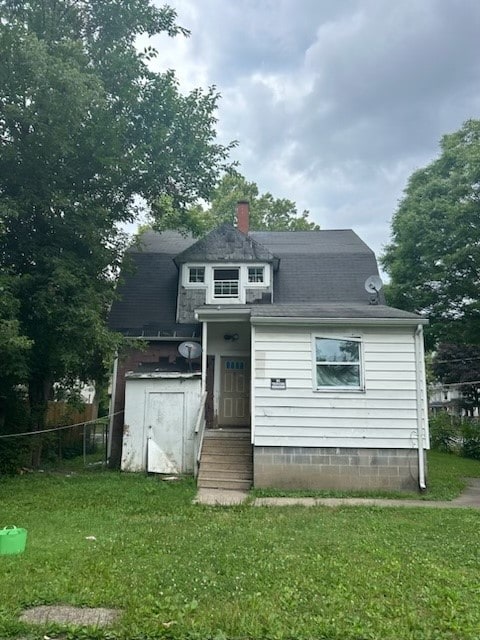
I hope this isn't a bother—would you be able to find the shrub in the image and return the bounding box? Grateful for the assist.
[461,419,480,460]
[429,412,461,452]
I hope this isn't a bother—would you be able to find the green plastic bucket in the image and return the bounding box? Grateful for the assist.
[0,526,27,555]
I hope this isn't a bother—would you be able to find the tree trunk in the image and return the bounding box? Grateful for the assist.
[28,377,52,467]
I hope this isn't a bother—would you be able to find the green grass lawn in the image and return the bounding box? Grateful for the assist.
[1,453,480,640]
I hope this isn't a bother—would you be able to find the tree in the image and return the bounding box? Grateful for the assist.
[153,172,320,234]
[432,343,480,415]
[382,120,480,345]
[0,0,233,458]
[0,276,31,391]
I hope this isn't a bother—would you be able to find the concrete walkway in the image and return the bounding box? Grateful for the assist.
[194,488,249,505]
[194,478,480,508]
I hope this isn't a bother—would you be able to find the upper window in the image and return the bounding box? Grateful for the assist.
[248,266,264,283]
[213,268,239,298]
[315,337,362,390]
[188,267,205,283]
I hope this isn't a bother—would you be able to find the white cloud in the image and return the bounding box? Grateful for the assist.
[144,0,480,258]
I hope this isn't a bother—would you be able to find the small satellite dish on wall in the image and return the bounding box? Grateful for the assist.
[364,275,383,305]
[178,341,202,360]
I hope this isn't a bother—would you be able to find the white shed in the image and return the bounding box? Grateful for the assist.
[121,373,201,473]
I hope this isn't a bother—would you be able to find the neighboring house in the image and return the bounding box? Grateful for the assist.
[429,383,479,417]
[109,202,429,491]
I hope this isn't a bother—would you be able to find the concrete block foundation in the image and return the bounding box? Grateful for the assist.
[254,446,424,492]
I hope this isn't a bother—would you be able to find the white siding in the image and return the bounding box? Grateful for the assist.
[253,325,425,449]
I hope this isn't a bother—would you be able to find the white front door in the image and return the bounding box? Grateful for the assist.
[145,392,185,473]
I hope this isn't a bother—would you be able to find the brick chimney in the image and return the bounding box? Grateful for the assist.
[236,200,249,234]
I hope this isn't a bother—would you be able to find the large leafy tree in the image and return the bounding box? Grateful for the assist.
[0,0,232,451]
[382,120,480,345]
[154,172,320,235]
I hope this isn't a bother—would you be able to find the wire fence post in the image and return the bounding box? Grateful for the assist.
[104,420,108,465]
[83,422,87,467]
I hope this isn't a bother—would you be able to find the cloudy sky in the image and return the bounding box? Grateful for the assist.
[145,0,480,259]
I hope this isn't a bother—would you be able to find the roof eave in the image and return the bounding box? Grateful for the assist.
[195,308,252,322]
[250,316,428,326]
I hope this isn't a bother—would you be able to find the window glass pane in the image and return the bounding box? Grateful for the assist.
[316,338,359,363]
[316,365,360,387]
[248,267,264,283]
[214,268,239,280]
[189,267,205,283]
[213,268,239,298]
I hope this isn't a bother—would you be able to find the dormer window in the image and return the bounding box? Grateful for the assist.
[182,263,270,304]
[213,268,239,298]
[189,267,205,283]
[248,266,264,283]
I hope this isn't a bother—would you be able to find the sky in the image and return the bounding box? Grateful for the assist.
[144,0,480,260]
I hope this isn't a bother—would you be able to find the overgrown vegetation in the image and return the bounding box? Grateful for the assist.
[1,462,480,640]
[429,413,480,460]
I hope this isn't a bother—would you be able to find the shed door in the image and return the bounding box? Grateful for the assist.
[219,357,250,427]
[145,392,185,473]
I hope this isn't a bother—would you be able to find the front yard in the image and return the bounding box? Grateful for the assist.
[1,453,480,640]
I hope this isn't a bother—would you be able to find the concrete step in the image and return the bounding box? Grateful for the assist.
[205,427,251,435]
[198,429,253,491]
[202,435,251,443]
[198,477,252,490]
[203,435,251,443]
[199,455,253,469]
[201,446,252,454]
[201,448,253,458]
[198,468,253,481]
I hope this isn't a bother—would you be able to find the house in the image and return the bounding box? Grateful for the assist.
[108,202,429,491]
[429,383,479,417]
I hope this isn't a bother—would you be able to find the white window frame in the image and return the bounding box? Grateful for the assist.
[188,266,206,284]
[212,267,240,299]
[312,335,364,392]
[247,266,265,284]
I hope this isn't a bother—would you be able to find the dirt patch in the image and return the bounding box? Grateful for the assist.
[20,605,121,627]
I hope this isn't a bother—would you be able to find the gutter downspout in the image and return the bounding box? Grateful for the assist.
[414,324,427,491]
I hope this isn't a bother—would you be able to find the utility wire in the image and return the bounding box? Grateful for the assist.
[429,380,480,388]
[0,410,124,439]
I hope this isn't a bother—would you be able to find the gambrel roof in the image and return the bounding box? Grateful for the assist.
[108,226,411,337]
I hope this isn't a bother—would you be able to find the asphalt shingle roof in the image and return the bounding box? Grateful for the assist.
[108,227,406,336]
[109,232,199,337]
[249,303,422,320]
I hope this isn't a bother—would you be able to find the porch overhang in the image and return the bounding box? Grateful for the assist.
[194,306,252,323]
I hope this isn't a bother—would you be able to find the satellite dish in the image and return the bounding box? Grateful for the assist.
[178,341,202,360]
[364,275,384,294]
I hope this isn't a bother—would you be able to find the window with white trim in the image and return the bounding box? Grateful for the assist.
[314,337,362,389]
[213,268,239,298]
[188,267,205,283]
[248,266,264,283]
